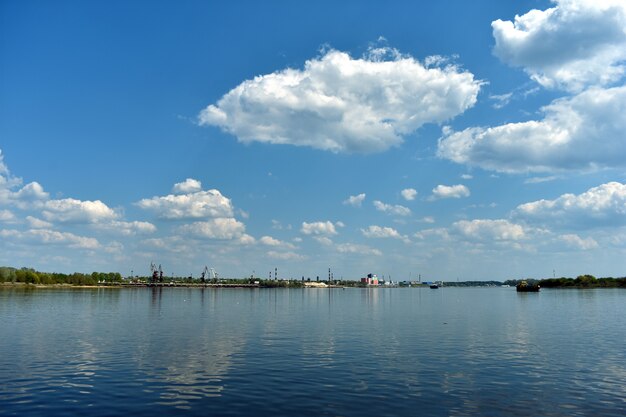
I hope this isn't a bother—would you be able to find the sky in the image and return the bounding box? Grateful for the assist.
[2,0,626,281]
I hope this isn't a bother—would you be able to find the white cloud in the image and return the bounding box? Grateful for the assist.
[260,235,296,249]
[199,47,481,153]
[461,174,473,180]
[343,193,366,207]
[267,250,306,260]
[452,219,526,241]
[514,182,626,228]
[492,0,626,92]
[26,216,53,229]
[401,188,417,201]
[437,86,626,172]
[0,209,15,222]
[0,228,100,249]
[421,216,435,224]
[336,243,382,256]
[414,227,449,241]
[238,234,256,245]
[524,176,560,184]
[141,236,191,254]
[490,92,513,109]
[178,218,246,240]
[361,225,410,243]
[0,150,7,175]
[95,220,157,236]
[0,152,49,207]
[431,184,470,199]
[15,182,49,202]
[560,234,599,250]
[301,221,338,236]
[260,235,281,246]
[104,241,124,255]
[313,236,334,246]
[42,198,118,223]
[373,200,411,216]
[271,219,289,230]
[137,189,233,219]
[172,178,202,194]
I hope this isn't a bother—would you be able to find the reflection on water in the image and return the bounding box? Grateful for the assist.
[0,287,625,416]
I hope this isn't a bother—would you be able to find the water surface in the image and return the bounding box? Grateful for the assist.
[1,287,624,416]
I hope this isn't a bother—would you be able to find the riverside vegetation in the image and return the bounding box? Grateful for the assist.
[1,266,624,289]
[504,275,626,289]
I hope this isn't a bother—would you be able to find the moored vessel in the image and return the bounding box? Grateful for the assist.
[516,280,540,292]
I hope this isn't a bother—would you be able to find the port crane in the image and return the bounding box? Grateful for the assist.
[200,266,217,284]
[150,262,163,284]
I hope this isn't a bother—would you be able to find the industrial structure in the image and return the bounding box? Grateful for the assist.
[361,273,379,286]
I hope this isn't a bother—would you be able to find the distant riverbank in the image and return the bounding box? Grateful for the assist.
[505,275,626,289]
[2,267,625,289]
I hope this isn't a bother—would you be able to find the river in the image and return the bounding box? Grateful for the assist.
[1,286,624,416]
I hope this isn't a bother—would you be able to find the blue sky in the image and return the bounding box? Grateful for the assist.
[2,0,626,281]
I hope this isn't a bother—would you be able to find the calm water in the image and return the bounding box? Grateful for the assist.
[0,287,624,416]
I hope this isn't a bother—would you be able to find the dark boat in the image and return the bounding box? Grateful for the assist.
[516,280,540,292]
[430,283,439,289]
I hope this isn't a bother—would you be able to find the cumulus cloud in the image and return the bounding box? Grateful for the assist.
[301,221,339,236]
[361,225,410,243]
[137,189,233,219]
[336,243,382,256]
[26,216,53,229]
[260,235,281,246]
[373,200,411,216]
[343,193,366,207]
[313,236,334,246]
[260,235,296,249]
[452,219,526,241]
[560,234,599,250]
[0,151,49,207]
[0,228,100,249]
[178,218,246,240]
[15,182,49,202]
[172,178,202,194]
[0,209,15,222]
[431,184,470,199]
[514,182,626,228]
[199,47,481,153]
[238,234,256,245]
[401,188,417,201]
[414,227,449,241]
[95,220,157,236]
[438,86,626,172]
[267,250,306,260]
[141,236,191,254]
[492,0,626,91]
[42,198,118,223]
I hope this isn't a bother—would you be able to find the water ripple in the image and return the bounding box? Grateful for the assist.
[1,287,625,416]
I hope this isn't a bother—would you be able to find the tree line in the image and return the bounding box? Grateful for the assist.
[0,267,122,286]
[504,275,626,288]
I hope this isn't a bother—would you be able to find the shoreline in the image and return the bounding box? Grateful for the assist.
[2,282,624,290]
